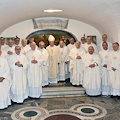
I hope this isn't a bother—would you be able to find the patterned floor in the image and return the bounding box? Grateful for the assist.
[0,96,120,120]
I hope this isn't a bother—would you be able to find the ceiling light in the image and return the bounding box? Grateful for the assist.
[43,9,63,13]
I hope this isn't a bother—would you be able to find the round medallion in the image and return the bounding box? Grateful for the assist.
[11,107,49,120]
[70,104,107,119]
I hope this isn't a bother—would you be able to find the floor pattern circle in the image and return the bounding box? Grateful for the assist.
[11,107,49,120]
[70,104,107,119]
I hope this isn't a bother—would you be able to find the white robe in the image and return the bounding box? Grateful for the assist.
[107,50,120,96]
[39,48,49,86]
[69,47,85,85]
[99,49,111,95]
[81,43,85,49]
[4,46,15,58]
[83,53,101,96]
[8,53,28,103]
[46,45,60,83]
[0,57,11,109]
[1,44,8,50]
[84,43,98,53]
[0,50,7,58]
[100,41,112,50]
[28,44,38,50]
[65,43,75,78]
[58,46,69,81]
[21,45,31,55]
[26,49,43,98]
[67,43,75,52]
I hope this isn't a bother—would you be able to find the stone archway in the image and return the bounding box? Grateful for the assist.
[26,29,77,47]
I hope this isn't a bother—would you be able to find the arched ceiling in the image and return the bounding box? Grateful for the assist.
[0,0,120,41]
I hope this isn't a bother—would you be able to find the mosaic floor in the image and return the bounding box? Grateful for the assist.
[0,96,120,120]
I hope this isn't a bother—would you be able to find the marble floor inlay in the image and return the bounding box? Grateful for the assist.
[0,96,120,120]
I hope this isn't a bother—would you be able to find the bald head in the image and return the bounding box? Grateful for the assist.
[102,34,108,42]
[59,40,64,48]
[15,46,21,55]
[75,41,81,48]
[8,39,14,47]
[22,39,27,47]
[39,41,45,49]
[88,46,94,54]
[30,42,36,50]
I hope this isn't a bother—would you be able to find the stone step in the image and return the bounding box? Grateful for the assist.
[41,86,85,98]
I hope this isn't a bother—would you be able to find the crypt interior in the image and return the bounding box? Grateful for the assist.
[0,0,120,120]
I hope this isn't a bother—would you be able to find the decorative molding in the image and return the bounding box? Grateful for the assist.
[32,17,69,29]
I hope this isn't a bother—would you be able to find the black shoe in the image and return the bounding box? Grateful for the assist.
[110,95,116,98]
[117,96,120,99]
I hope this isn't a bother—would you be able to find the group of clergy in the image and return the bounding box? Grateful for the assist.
[0,33,120,110]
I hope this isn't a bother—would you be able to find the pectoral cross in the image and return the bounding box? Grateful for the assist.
[105,56,108,59]
[90,59,94,62]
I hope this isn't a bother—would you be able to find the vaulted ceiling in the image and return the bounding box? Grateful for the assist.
[1,0,120,41]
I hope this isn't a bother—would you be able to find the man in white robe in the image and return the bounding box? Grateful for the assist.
[14,36,21,46]
[58,40,69,81]
[4,39,15,58]
[69,41,85,85]
[26,42,43,98]
[21,39,31,55]
[67,37,75,52]
[39,41,49,87]
[107,42,120,98]
[84,36,98,53]
[8,46,28,103]
[0,55,11,109]
[0,37,8,50]
[100,34,112,50]
[99,42,111,95]
[83,46,101,96]
[28,37,38,49]
[65,37,76,79]
[46,35,60,83]
[80,37,86,48]
[0,42,7,58]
